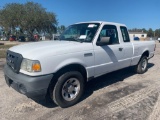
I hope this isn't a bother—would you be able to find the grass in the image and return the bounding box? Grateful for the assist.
[0,50,7,58]
[0,44,17,49]
[0,44,17,58]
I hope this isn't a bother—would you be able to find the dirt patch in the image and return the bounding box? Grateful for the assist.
[1,41,160,120]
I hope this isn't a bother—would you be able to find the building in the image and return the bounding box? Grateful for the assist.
[129,32,147,40]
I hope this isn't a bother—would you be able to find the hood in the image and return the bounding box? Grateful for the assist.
[9,41,93,59]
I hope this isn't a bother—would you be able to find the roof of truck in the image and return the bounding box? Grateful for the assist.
[74,21,126,26]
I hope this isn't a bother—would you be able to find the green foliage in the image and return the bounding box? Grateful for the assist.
[57,25,66,34]
[129,28,155,37]
[155,29,160,37]
[0,44,17,58]
[0,50,7,58]
[147,28,154,37]
[0,44,16,49]
[142,28,147,33]
[129,28,146,32]
[0,2,58,38]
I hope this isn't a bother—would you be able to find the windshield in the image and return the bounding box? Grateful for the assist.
[59,23,100,42]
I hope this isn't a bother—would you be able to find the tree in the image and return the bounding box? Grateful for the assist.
[155,29,160,37]
[0,2,58,39]
[128,28,147,33]
[147,28,154,37]
[57,25,66,34]
[142,28,147,33]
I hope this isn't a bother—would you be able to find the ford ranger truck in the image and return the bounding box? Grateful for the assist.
[4,21,156,108]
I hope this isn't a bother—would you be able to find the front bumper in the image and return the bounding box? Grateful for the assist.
[3,64,53,100]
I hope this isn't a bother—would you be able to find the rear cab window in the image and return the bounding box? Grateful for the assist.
[120,26,130,42]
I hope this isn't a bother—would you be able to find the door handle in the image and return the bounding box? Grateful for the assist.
[84,53,93,57]
[119,48,123,51]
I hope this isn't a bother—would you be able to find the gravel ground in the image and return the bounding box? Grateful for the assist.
[0,41,160,120]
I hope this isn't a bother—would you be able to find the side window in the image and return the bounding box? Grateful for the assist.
[98,25,119,45]
[120,26,130,42]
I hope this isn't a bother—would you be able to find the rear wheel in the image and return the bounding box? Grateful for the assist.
[134,56,148,74]
[50,71,85,108]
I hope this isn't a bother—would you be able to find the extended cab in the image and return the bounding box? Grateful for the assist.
[4,21,156,107]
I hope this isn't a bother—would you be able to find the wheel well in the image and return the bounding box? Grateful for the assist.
[136,51,149,66]
[49,64,87,87]
[46,64,87,99]
[142,51,149,57]
[56,64,87,80]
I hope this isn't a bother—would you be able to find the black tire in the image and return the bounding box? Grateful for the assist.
[134,56,148,74]
[50,71,85,108]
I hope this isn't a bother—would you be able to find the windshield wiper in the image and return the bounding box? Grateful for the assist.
[75,39,84,43]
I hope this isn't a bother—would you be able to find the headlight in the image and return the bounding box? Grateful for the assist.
[21,59,41,72]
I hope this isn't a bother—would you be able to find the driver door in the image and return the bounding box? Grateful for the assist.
[93,25,125,77]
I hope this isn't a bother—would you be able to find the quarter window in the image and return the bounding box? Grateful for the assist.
[120,26,130,42]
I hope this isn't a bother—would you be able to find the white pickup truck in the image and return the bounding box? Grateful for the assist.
[4,21,156,108]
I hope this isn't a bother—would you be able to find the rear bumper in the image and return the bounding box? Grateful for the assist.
[3,64,53,100]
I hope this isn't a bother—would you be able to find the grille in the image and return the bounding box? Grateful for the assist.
[6,50,23,73]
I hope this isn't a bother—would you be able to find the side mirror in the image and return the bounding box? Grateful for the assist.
[96,37,110,46]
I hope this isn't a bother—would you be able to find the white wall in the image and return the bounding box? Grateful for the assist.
[129,33,147,40]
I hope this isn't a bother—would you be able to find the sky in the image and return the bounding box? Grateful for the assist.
[0,0,160,30]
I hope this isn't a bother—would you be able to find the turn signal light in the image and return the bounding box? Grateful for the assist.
[32,63,41,72]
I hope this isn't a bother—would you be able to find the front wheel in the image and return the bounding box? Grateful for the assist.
[134,56,148,74]
[50,71,85,108]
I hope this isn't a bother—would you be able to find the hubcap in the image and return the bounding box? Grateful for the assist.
[62,78,80,101]
[142,59,147,71]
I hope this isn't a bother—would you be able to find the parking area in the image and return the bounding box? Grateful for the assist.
[0,41,160,120]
